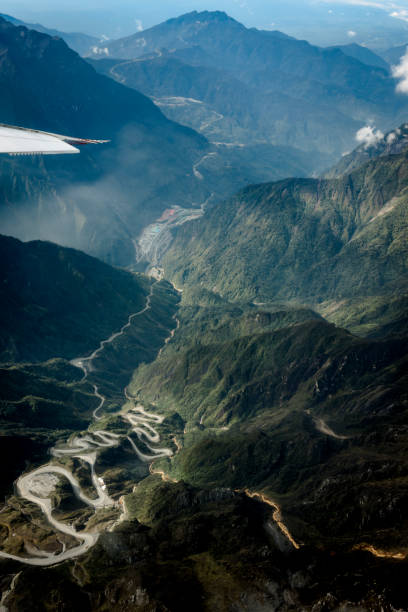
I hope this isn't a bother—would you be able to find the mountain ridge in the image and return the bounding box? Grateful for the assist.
[91,10,408,158]
[162,141,408,337]
[0,234,150,363]
[0,17,209,265]
[0,12,99,55]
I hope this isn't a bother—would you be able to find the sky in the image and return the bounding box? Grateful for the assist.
[2,0,408,47]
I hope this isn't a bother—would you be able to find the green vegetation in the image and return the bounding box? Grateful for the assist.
[129,297,408,551]
[7,473,408,611]
[0,235,152,363]
[319,292,408,337]
[96,11,408,158]
[0,236,180,500]
[163,148,408,337]
[129,170,408,550]
[2,16,408,606]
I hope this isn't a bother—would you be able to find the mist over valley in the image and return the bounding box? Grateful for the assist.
[0,3,408,610]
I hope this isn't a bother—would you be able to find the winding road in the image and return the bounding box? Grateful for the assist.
[193,151,217,180]
[0,280,175,570]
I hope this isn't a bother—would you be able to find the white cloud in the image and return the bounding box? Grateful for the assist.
[356,125,384,147]
[134,19,143,32]
[348,29,357,36]
[392,47,408,93]
[390,9,408,21]
[320,0,408,22]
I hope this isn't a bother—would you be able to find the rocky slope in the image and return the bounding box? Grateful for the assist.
[5,482,408,611]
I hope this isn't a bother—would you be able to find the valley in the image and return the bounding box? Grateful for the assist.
[1,6,408,611]
[137,205,205,265]
[2,146,408,609]
[0,277,180,569]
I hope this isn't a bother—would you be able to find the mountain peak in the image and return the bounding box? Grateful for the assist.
[165,10,242,29]
[173,10,235,22]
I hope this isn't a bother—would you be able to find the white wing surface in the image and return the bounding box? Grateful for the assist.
[0,124,109,155]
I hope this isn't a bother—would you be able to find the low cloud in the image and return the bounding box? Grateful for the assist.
[392,47,408,93]
[390,9,408,21]
[134,19,143,32]
[355,125,384,147]
[347,30,357,37]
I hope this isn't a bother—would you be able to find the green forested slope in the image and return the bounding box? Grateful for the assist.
[163,148,408,334]
[129,301,408,549]
[0,235,150,363]
[127,145,408,559]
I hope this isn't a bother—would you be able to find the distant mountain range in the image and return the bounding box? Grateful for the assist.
[89,11,408,159]
[0,13,99,55]
[327,43,389,71]
[380,42,408,66]
[0,16,329,265]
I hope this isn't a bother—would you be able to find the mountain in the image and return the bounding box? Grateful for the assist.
[0,13,99,55]
[2,277,408,609]
[10,0,408,48]
[326,43,389,71]
[326,122,408,177]
[90,11,408,158]
[90,52,356,159]
[380,43,408,66]
[0,233,179,498]
[130,304,408,545]
[0,17,210,266]
[117,138,408,604]
[162,143,408,338]
[0,17,323,266]
[117,273,408,609]
[0,234,151,363]
[2,11,408,611]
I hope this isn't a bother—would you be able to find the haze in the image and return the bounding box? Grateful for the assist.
[4,0,408,46]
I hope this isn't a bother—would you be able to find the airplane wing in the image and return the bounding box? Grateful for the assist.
[0,124,109,155]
